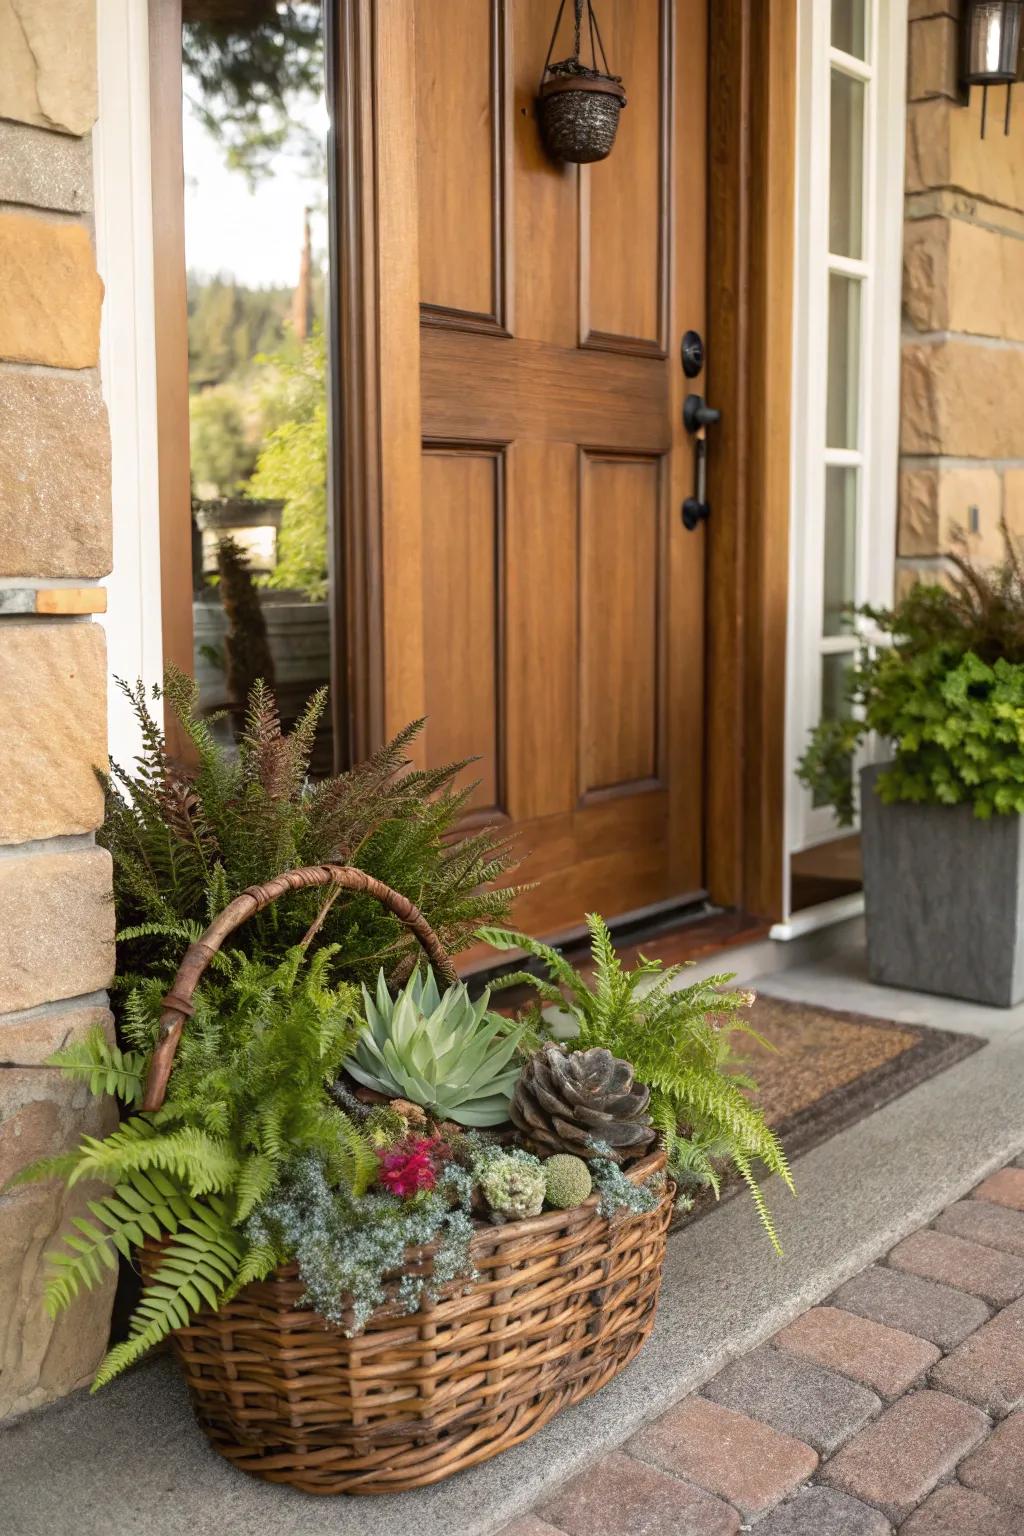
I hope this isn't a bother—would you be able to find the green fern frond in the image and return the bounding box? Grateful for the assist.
[91,1198,243,1389]
[46,1026,147,1106]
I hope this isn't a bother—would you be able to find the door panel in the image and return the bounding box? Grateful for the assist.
[377,0,708,940]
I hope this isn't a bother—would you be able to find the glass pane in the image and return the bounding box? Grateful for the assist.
[814,653,855,807]
[826,273,861,450]
[182,2,334,774]
[829,70,865,258]
[823,467,858,635]
[831,0,867,59]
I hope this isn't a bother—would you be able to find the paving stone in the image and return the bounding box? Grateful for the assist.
[754,1485,893,1536]
[831,1265,990,1350]
[887,1229,1024,1307]
[702,1344,880,1454]
[819,1389,989,1524]
[930,1295,1024,1416]
[539,1450,739,1536]
[901,1484,1021,1535]
[973,1168,1024,1212]
[499,1520,568,1536]
[936,1199,1024,1258]
[773,1305,940,1399]
[959,1412,1024,1509]
[626,1396,816,1520]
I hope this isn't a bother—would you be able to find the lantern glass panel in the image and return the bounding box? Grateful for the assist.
[831,0,867,59]
[965,1,1023,83]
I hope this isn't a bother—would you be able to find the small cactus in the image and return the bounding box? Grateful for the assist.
[543,1154,593,1209]
[478,1151,546,1221]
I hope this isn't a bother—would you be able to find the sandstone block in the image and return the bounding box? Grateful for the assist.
[903,218,948,333]
[897,466,1003,559]
[906,97,1024,209]
[0,1073,115,1418]
[0,1002,112,1068]
[0,120,91,212]
[901,339,1024,459]
[0,0,97,136]
[0,623,107,844]
[1005,470,1024,540]
[0,212,102,369]
[0,849,114,1014]
[0,370,111,578]
[908,16,958,102]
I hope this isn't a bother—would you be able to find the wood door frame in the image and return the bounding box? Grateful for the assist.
[336,0,797,923]
[150,0,797,919]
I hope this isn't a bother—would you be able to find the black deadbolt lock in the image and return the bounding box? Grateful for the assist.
[680,329,704,378]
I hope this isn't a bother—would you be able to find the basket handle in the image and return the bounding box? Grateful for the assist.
[141,864,458,1112]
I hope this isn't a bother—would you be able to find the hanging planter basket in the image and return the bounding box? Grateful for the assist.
[538,0,627,164]
[140,866,675,1496]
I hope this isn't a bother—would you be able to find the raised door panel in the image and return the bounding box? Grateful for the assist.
[415,0,509,329]
[582,0,668,353]
[421,448,504,813]
[579,454,662,797]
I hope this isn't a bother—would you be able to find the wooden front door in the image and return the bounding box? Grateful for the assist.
[360,0,709,939]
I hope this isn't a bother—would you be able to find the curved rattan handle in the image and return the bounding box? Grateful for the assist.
[141,864,457,1112]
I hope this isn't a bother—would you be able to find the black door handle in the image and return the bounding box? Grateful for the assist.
[683,393,721,434]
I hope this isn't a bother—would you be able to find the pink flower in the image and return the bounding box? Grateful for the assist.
[376,1135,444,1198]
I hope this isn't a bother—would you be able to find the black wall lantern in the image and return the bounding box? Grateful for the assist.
[961,0,1023,135]
[537,0,626,164]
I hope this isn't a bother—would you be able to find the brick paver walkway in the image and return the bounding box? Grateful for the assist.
[499,1157,1024,1536]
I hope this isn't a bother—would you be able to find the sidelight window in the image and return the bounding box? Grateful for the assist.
[785,0,907,911]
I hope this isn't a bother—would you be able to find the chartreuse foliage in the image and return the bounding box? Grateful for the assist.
[799,527,1024,824]
[10,946,375,1387]
[346,967,531,1126]
[480,916,793,1252]
[100,671,519,992]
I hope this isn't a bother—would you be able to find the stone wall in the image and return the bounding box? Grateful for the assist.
[0,0,117,1417]
[900,1,1024,585]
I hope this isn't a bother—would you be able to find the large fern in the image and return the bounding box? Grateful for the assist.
[10,947,378,1387]
[481,916,794,1252]
[101,672,520,993]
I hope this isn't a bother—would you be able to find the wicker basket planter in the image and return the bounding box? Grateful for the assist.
[151,1150,671,1495]
[138,865,675,1495]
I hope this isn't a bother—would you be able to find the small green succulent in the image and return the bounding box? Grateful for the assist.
[478,1149,546,1220]
[346,967,528,1127]
[543,1153,592,1209]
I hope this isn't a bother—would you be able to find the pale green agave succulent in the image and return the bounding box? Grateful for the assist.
[347,967,528,1127]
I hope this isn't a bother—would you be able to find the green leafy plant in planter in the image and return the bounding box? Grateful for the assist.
[481,915,793,1250]
[799,525,1024,823]
[102,670,519,991]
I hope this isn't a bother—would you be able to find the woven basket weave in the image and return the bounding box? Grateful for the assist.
[140,864,674,1495]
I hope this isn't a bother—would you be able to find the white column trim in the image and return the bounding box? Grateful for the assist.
[93,0,164,768]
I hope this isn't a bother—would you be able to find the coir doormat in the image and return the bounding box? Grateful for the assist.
[673,994,982,1229]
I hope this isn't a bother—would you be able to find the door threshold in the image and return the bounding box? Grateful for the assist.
[464,904,770,998]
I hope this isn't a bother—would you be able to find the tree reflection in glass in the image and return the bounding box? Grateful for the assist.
[182,1,333,774]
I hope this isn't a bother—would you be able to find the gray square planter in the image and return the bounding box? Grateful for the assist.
[860,763,1024,1007]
